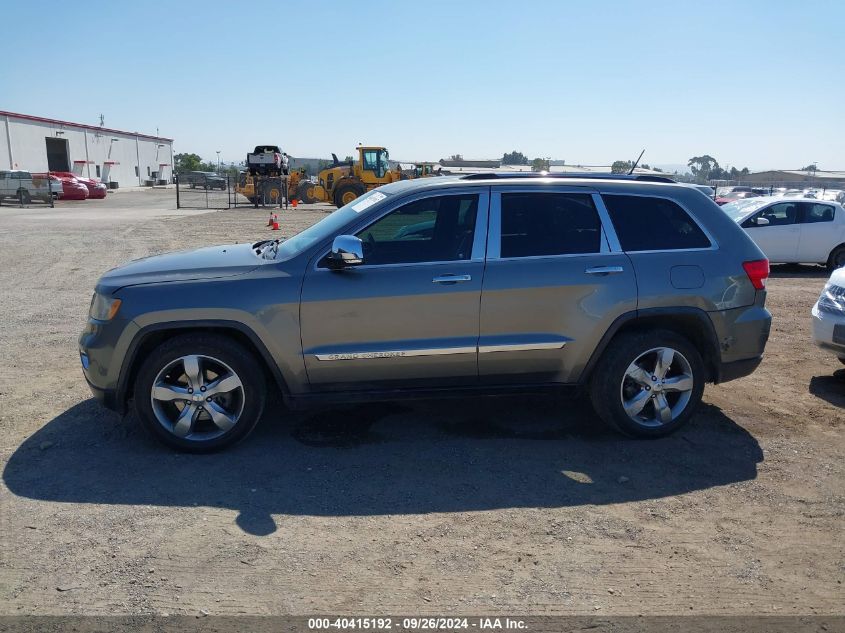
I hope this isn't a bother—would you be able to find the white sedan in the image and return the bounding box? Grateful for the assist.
[812,267,845,367]
[722,197,845,269]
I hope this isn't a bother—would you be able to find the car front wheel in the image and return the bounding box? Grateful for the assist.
[589,330,705,438]
[133,334,266,452]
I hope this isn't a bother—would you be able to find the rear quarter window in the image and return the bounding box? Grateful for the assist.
[603,194,711,251]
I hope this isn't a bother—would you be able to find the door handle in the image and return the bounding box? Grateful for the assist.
[432,274,472,284]
[585,266,624,275]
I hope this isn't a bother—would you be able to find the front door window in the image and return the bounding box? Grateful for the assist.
[355,195,479,265]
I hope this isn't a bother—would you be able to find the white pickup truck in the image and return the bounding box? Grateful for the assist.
[0,170,55,204]
[246,145,289,177]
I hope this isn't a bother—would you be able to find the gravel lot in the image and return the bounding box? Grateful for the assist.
[1,190,843,616]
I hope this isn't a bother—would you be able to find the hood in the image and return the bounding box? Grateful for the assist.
[97,243,263,293]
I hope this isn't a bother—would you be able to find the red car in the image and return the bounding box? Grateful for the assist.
[51,171,106,199]
[715,191,760,206]
[41,173,88,200]
[43,174,65,199]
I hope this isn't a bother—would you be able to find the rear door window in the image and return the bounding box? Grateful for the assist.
[800,203,836,223]
[602,195,711,251]
[499,192,601,257]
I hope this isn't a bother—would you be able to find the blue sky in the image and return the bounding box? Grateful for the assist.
[2,0,843,170]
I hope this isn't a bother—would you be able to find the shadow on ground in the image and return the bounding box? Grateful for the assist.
[4,395,762,536]
[809,369,845,408]
[768,263,830,279]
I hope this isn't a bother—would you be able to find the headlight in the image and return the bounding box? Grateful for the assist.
[89,293,122,321]
[818,283,845,315]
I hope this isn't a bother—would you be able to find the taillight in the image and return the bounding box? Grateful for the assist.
[742,259,770,290]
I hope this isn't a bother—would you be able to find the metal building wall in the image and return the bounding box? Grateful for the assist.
[1,112,173,186]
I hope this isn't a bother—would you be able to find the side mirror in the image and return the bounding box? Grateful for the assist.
[329,235,364,267]
[755,216,770,226]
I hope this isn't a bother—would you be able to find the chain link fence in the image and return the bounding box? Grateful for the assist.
[175,171,295,210]
[174,172,232,209]
[229,174,291,209]
[0,171,56,208]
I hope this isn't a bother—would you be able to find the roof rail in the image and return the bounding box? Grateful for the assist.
[459,172,676,183]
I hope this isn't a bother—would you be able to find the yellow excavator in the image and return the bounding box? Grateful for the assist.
[312,146,403,207]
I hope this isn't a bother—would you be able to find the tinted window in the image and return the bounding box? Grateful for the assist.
[355,194,478,265]
[500,193,601,258]
[742,202,798,228]
[800,203,835,224]
[603,195,711,251]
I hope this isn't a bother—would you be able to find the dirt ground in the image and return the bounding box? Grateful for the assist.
[0,190,842,616]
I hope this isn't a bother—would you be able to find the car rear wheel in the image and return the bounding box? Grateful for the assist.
[133,334,266,452]
[589,330,705,438]
[828,245,845,271]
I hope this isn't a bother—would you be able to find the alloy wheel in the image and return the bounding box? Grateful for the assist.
[150,354,245,441]
[619,347,695,428]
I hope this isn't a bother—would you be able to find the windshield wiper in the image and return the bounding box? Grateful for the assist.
[253,238,283,259]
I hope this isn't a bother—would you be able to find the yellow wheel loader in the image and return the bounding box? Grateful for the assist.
[236,169,314,205]
[313,146,403,207]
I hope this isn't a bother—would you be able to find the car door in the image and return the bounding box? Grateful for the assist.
[478,187,638,384]
[796,202,839,263]
[740,201,800,262]
[300,187,489,390]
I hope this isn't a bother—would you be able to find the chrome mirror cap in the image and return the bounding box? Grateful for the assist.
[330,235,364,266]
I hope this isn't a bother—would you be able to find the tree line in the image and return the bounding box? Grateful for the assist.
[686,155,751,182]
[177,149,773,184]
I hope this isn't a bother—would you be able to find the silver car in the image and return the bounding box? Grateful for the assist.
[80,174,772,451]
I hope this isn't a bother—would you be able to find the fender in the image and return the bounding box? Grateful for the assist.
[577,306,721,385]
[115,319,289,412]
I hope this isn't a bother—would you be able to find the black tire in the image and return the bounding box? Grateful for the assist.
[133,334,267,453]
[296,181,317,204]
[259,179,282,204]
[827,245,845,271]
[333,182,364,207]
[589,329,705,438]
[18,189,31,205]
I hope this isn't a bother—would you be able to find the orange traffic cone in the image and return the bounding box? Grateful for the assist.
[291,199,298,208]
[272,216,280,230]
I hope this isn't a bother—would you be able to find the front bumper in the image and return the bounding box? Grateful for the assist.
[812,302,845,359]
[79,315,138,414]
[84,373,119,410]
[717,355,763,382]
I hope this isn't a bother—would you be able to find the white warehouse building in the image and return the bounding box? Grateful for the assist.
[1,110,173,187]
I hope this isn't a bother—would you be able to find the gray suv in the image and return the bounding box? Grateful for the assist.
[80,174,772,452]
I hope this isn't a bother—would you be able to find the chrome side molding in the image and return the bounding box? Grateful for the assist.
[313,340,567,361]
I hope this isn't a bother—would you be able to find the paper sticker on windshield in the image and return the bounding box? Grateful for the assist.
[352,191,386,212]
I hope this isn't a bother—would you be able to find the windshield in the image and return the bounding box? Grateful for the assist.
[272,189,391,260]
[721,198,771,221]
